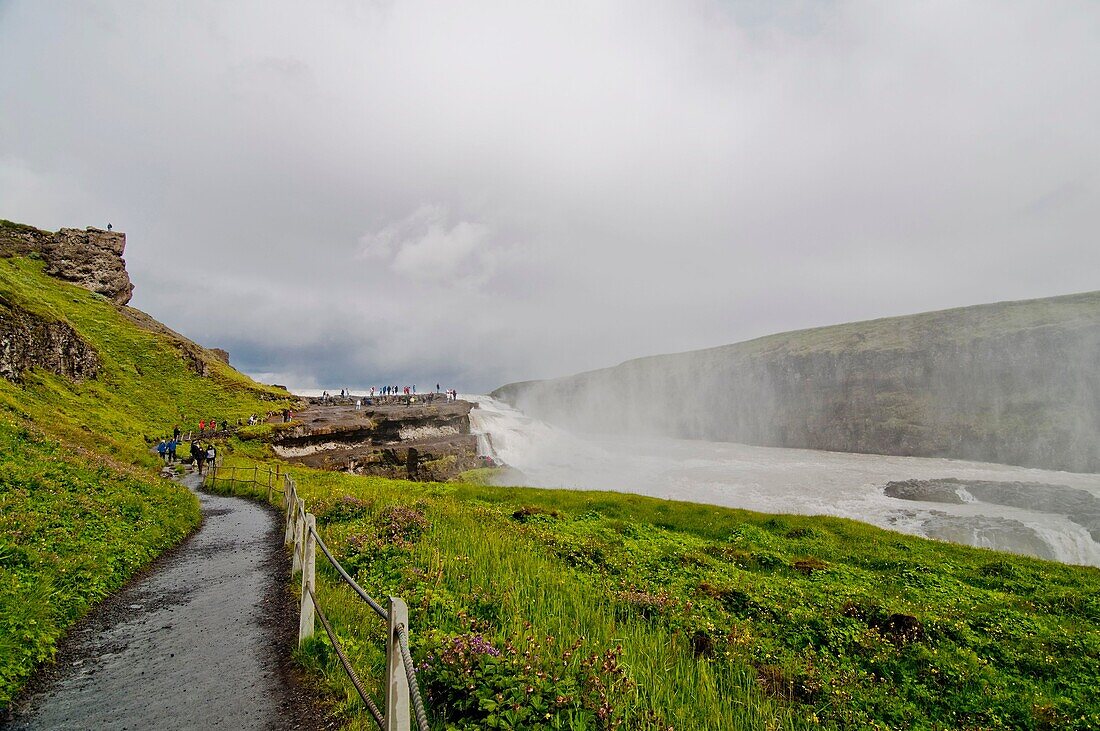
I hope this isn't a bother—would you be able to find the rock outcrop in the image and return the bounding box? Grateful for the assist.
[494,291,1100,473]
[269,398,482,481]
[0,220,134,305]
[884,477,1100,545]
[0,298,100,382]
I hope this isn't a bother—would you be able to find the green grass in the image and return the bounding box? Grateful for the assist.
[0,219,43,235]
[0,422,200,706]
[210,450,1100,731]
[0,253,296,708]
[4,246,1099,729]
[0,256,293,462]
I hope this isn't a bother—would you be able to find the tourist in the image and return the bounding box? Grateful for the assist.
[206,443,216,468]
[199,419,205,434]
[191,441,205,474]
[355,399,362,410]
[173,424,181,441]
[157,438,168,463]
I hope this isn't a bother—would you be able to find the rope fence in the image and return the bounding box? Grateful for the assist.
[206,462,429,731]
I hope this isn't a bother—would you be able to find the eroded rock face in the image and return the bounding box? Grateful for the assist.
[885,477,1100,543]
[0,223,134,304]
[0,299,100,382]
[270,399,481,481]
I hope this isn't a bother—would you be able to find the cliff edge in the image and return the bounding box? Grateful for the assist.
[0,220,134,305]
[493,291,1100,473]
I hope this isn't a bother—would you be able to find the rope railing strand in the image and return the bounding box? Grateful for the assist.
[396,624,430,731]
[209,461,428,728]
[311,526,390,623]
[309,584,386,730]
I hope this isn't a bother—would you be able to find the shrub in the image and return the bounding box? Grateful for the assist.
[419,631,634,730]
[374,504,431,547]
[319,494,372,522]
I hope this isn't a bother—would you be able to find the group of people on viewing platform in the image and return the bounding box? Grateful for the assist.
[314,384,461,407]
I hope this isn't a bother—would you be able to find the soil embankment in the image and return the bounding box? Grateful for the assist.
[271,397,482,481]
[2,473,324,730]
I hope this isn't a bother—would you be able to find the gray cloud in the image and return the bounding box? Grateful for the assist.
[2,0,1098,392]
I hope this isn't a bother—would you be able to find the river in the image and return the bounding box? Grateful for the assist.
[466,395,1100,567]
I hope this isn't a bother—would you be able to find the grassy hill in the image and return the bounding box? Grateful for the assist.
[493,292,1100,472]
[1,232,1098,729]
[0,249,295,706]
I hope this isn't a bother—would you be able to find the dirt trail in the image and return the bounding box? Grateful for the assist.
[3,472,323,730]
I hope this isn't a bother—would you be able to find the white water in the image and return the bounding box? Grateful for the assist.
[466,395,1100,567]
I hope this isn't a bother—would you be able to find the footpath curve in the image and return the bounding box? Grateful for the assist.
[2,471,324,730]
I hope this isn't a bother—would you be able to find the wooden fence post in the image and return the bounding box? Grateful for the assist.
[266,468,273,503]
[284,482,294,546]
[291,498,306,573]
[386,597,411,731]
[298,514,317,645]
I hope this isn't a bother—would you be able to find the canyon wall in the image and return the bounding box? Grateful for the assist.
[493,292,1100,472]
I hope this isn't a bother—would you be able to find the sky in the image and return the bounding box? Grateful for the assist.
[2,1,1098,393]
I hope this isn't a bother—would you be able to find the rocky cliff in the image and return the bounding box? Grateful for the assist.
[493,292,1100,472]
[269,397,481,481]
[0,297,100,382]
[0,219,249,388]
[0,220,134,305]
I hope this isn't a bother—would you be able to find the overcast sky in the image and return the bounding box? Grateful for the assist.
[2,1,1098,392]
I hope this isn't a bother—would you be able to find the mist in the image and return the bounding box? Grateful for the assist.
[494,292,1100,473]
[2,1,1100,391]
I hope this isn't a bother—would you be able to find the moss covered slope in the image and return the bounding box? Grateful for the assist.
[0,252,294,706]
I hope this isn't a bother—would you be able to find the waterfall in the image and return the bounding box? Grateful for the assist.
[460,395,1100,567]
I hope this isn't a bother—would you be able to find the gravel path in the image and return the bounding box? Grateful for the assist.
[3,471,325,730]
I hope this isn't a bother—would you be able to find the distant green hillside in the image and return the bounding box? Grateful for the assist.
[494,292,1100,472]
[0,242,294,706]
